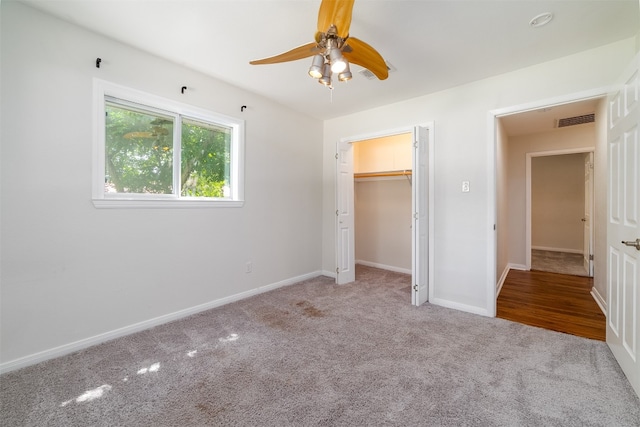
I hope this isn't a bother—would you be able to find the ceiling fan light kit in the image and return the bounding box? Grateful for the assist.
[308,54,325,78]
[328,47,347,73]
[319,63,333,86]
[338,65,352,82]
[250,0,388,89]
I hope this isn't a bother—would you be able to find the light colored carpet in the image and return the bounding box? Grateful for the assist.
[531,250,589,277]
[1,266,638,426]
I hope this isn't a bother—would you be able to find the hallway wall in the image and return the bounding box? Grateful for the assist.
[531,153,585,253]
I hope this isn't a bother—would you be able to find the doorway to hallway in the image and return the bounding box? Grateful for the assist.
[497,269,605,340]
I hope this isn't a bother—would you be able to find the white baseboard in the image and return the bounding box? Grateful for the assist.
[430,298,490,317]
[532,246,583,255]
[495,263,607,319]
[356,260,411,275]
[495,264,607,322]
[496,265,510,296]
[497,263,528,296]
[321,269,337,279]
[0,270,323,374]
[591,287,607,316]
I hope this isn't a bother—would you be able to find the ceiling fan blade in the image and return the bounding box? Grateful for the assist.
[316,0,355,39]
[342,37,388,80]
[250,42,320,65]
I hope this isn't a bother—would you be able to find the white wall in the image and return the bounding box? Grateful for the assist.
[531,154,585,252]
[322,38,636,315]
[0,3,323,367]
[636,13,640,51]
[355,179,412,272]
[507,125,596,267]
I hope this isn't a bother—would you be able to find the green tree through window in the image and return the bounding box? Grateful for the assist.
[181,119,231,198]
[105,102,231,198]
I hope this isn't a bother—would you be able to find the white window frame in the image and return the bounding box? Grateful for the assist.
[92,79,245,208]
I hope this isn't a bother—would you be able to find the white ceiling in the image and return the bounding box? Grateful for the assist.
[499,97,601,136]
[17,0,639,121]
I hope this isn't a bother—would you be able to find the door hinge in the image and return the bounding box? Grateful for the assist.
[589,254,594,261]
[413,284,418,292]
[336,267,340,274]
[335,153,339,160]
[413,141,418,148]
[336,209,339,216]
[413,212,418,220]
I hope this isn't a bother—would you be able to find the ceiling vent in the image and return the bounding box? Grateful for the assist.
[359,61,396,80]
[556,113,595,128]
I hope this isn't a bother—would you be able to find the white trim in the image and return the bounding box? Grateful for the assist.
[491,87,612,119]
[426,124,436,304]
[322,269,337,279]
[591,287,607,316]
[496,267,509,296]
[487,113,497,316]
[523,148,596,157]
[356,260,411,275]
[489,87,610,318]
[0,271,322,374]
[496,264,510,296]
[430,298,490,317]
[496,263,528,296]
[92,199,244,209]
[339,126,417,144]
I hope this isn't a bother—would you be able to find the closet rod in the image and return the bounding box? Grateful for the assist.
[354,170,412,179]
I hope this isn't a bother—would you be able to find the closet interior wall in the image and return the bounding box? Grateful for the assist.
[353,133,413,274]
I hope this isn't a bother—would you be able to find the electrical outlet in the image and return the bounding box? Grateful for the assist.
[462,181,470,193]
[245,262,252,273]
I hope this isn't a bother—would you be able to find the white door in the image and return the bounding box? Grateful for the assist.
[336,140,355,284]
[583,152,594,276]
[412,126,429,305]
[607,53,640,397]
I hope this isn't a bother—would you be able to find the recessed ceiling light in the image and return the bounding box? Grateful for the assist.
[529,12,553,28]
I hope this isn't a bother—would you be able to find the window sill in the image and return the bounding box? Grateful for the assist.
[92,198,244,209]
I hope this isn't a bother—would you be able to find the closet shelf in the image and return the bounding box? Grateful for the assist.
[354,170,412,179]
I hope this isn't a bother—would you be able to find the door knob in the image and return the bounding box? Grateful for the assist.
[621,238,640,251]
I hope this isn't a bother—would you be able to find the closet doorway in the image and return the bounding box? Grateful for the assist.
[335,125,433,306]
[353,134,412,275]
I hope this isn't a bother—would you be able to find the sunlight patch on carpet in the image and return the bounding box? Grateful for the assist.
[137,362,160,375]
[60,384,112,407]
[219,333,239,343]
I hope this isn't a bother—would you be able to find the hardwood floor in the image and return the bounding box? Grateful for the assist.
[497,269,606,341]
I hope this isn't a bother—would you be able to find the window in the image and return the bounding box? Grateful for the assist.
[93,80,244,208]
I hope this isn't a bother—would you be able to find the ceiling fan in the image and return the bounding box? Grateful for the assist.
[249,0,388,87]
